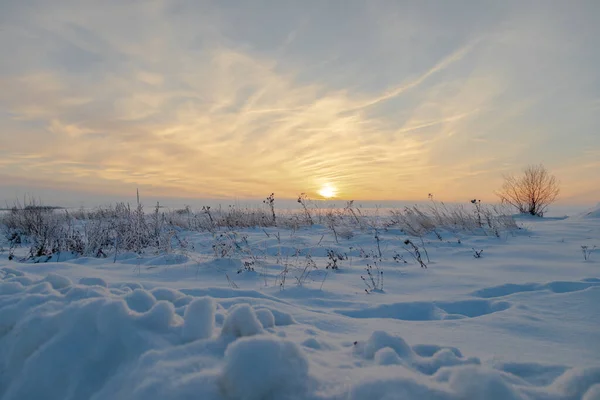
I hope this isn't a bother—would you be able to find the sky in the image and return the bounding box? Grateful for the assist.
[1,0,599,207]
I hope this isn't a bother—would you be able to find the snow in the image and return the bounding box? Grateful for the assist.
[42,273,72,289]
[182,296,215,341]
[581,203,600,219]
[79,277,108,287]
[221,337,310,400]
[255,307,276,328]
[1,211,599,399]
[583,385,600,400]
[124,288,156,312]
[220,304,265,338]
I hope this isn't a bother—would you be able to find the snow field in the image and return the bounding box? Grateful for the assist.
[1,266,599,399]
[0,211,599,399]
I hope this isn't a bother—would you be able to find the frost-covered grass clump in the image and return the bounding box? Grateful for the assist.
[1,196,519,266]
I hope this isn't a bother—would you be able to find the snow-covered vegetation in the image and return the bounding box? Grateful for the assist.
[1,196,518,263]
[1,199,599,399]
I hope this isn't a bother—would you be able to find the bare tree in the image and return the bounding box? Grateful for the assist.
[496,164,560,217]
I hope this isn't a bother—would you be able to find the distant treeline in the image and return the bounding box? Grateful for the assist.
[0,205,65,212]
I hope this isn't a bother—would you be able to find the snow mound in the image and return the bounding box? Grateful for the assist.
[254,308,275,328]
[357,330,414,359]
[78,277,108,287]
[347,367,449,400]
[0,295,180,399]
[446,366,527,400]
[183,296,215,341]
[125,288,156,312]
[42,273,72,289]
[374,347,404,365]
[580,203,600,218]
[549,367,600,399]
[150,287,185,302]
[257,307,295,326]
[220,337,309,400]
[136,300,178,332]
[354,331,480,376]
[583,384,600,400]
[221,304,264,338]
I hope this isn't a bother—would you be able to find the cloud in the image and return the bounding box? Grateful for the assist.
[352,40,480,111]
[0,1,598,204]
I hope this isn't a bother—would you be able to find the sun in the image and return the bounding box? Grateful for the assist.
[318,183,337,199]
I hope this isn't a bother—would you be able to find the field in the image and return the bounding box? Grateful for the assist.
[1,201,599,400]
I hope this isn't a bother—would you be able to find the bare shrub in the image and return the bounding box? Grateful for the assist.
[581,245,596,261]
[361,261,383,293]
[496,164,560,217]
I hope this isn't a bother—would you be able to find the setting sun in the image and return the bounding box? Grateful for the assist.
[318,184,337,198]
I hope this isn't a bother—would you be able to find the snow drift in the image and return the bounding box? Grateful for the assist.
[581,203,600,218]
[2,269,599,400]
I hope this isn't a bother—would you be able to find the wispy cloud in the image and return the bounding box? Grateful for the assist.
[0,1,598,204]
[353,41,480,111]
